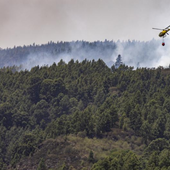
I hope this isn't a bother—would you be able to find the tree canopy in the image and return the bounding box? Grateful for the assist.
[1,59,170,169]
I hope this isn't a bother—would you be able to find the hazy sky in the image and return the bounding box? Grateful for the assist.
[0,0,169,48]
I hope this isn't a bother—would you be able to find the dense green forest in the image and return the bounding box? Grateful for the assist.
[1,59,170,169]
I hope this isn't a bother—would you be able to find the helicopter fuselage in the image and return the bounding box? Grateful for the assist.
[159,29,170,37]
[153,25,170,46]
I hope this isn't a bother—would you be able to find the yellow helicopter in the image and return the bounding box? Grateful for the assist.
[152,25,170,46]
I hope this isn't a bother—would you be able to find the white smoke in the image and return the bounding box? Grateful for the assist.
[19,39,170,70]
[22,52,73,70]
[154,39,170,68]
[111,38,170,69]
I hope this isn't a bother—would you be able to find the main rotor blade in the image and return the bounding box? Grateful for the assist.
[165,25,170,29]
[152,28,163,30]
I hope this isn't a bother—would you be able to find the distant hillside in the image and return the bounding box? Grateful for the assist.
[0,41,116,69]
[0,39,168,69]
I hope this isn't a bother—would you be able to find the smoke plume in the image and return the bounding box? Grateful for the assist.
[2,39,170,70]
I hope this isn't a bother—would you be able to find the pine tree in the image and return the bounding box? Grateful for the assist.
[115,54,123,68]
[88,150,95,163]
[37,158,47,170]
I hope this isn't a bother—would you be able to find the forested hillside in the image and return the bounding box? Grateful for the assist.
[1,59,170,169]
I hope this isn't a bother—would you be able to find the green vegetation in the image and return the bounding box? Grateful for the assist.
[1,59,170,169]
